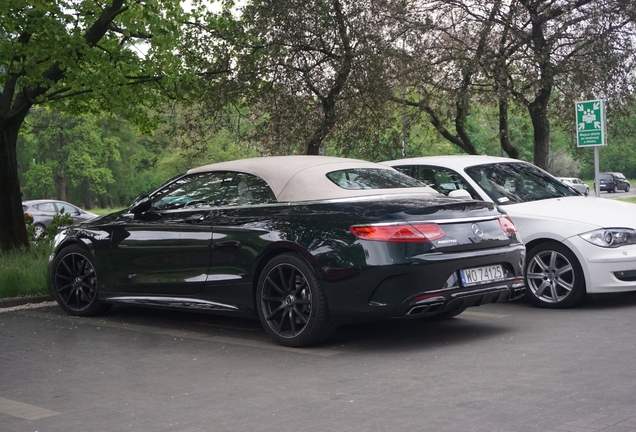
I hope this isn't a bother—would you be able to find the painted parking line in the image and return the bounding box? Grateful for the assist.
[19,310,343,357]
[0,396,60,420]
[461,310,509,319]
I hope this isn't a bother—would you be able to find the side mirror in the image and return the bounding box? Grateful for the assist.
[129,195,152,214]
[448,189,472,199]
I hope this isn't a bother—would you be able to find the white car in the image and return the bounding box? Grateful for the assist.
[383,155,636,308]
[557,177,589,196]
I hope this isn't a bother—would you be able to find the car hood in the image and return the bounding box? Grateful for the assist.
[504,196,636,230]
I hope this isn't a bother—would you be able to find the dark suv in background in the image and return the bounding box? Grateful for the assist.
[599,172,630,193]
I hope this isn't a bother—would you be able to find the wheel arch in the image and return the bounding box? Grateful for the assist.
[524,237,589,295]
[251,242,323,305]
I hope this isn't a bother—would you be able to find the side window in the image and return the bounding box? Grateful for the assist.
[56,203,79,214]
[392,166,414,177]
[35,202,57,213]
[414,166,481,199]
[152,172,233,210]
[222,173,277,206]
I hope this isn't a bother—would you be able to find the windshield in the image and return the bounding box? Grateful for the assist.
[326,168,427,190]
[465,162,579,205]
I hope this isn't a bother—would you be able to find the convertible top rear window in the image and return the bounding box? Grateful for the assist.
[326,168,425,190]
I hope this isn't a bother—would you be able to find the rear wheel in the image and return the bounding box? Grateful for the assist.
[525,242,586,308]
[52,244,112,316]
[612,184,617,193]
[256,253,337,347]
[33,224,45,239]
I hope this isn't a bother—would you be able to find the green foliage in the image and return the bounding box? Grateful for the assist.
[0,242,51,298]
[24,211,73,243]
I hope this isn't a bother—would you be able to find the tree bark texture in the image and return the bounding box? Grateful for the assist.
[0,116,30,251]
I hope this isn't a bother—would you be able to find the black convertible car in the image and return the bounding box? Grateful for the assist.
[49,156,525,346]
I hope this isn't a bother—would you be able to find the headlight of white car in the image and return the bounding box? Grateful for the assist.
[579,228,636,247]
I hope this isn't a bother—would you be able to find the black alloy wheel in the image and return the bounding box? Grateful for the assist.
[525,241,586,309]
[52,245,111,316]
[256,253,336,347]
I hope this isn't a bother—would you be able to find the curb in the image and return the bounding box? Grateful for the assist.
[0,295,54,309]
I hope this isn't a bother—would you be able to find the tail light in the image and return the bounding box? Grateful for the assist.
[350,223,446,242]
[498,216,517,233]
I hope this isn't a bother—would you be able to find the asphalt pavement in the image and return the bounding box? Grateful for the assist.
[2,293,636,432]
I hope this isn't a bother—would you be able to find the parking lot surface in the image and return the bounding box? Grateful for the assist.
[2,294,636,432]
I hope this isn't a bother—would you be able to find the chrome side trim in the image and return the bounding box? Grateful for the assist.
[106,296,239,311]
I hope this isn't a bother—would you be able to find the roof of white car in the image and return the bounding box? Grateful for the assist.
[382,155,526,171]
[187,155,436,202]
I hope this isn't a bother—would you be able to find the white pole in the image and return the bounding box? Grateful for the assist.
[594,146,600,197]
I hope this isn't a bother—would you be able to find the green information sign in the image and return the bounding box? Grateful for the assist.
[576,100,605,147]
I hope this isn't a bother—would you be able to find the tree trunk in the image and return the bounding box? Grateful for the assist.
[498,98,520,159]
[55,175,67,201]
[0,116,30,251]
[528,101,550,170]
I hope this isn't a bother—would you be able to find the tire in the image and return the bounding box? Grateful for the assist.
[584,187,589,196]
[525,241,586,309]
[612,184,617,193]
[34,224,46,239]
[625,184,630,192]
[51,244,112,316]
[256,252,337,347]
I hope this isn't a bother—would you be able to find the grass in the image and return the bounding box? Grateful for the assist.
[0,242,52,299]
[616,196,636,204]
[0,206,125,300]
[91,206,125,216]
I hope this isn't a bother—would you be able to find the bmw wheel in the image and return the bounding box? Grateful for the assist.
[525,241,586,308]
[52,244,112,316]
[257,253,337,347]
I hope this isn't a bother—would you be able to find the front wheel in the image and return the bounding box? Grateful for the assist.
[256,253,337,347]
[625,184,630,192]
[584,187,589,196]
[51,244,112,316]
[525,242,586,308]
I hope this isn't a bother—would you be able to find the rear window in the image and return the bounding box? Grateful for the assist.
[600,174,612,180]
[326,168,425,190]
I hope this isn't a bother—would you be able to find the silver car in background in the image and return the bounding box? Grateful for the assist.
[23,199,97,238]
[556,177,589,196]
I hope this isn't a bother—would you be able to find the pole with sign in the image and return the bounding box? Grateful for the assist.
[575,100,606,196]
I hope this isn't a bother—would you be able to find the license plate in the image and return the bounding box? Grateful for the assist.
[460,265,504,286]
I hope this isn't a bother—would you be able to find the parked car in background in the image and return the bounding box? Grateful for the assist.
[23,199,97,238]
[556,177,589,196]
[48,156,526,347]
[383,155,636,309]
[598,172,630,193]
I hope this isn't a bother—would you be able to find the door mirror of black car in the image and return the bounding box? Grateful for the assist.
[129,195,152,214]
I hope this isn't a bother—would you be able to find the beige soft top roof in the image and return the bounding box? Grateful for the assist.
[187,155,437,202]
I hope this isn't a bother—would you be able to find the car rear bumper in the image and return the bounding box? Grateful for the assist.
[324,244,526,324]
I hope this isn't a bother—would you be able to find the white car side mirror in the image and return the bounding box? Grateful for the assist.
[448,189,472,199]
